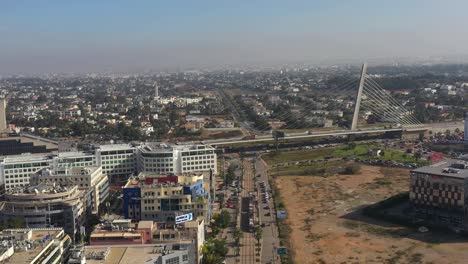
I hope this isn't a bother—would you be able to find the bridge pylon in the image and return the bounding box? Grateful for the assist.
[351,63,367,131]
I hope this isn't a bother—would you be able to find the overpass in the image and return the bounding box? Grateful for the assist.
[204,126,430,146]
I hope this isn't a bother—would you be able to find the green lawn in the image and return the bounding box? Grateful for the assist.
[264,144,427,166]
[263,147,334,164]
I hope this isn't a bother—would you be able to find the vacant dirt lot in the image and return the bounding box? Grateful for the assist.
[274,165,468,264]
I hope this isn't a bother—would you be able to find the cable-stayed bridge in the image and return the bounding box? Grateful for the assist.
[203,64,438,146]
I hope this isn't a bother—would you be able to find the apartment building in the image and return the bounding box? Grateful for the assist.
[31,166,110,214]
[123,173,211,224]
[89,218,203,263]
[410,158,468,231]
[0,228,72,264]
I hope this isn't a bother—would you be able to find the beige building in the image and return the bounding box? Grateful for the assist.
[0,228,72,264]
[123,173,211,224]
[31,166,110,214]
[0,184,86,239]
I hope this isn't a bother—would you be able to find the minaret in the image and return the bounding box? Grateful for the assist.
[0,98,7,132]
[154,81,159,99]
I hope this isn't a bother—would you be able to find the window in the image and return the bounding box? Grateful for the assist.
[165,256,180,264]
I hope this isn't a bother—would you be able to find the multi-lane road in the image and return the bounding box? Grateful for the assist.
[238,159,257,264]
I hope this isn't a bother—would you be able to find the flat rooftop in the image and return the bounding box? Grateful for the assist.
[412,158,468,179]
[3,229,64,264]
[58,151,95,158]
[84,246,163,264]
[3,153,53,163]
[98,144,135,151]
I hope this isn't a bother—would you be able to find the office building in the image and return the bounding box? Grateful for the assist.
[137,143,217,175]
[0,154,53,190]
[410,158,468,231]
[96,144,137,181]
[31,166,110,214]
[123,173,211,224]
[0,184,86,239]
[0,142,217,192]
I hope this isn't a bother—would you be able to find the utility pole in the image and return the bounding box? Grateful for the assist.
[351,63,367,131]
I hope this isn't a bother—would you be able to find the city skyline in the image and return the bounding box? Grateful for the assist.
[2,0,468,73]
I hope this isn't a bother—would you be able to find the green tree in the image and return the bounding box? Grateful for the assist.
[201,238,228,263]
[214,210,231,229]
[254,226,263,244]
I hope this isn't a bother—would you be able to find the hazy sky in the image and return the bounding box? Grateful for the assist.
[2,0,468,73]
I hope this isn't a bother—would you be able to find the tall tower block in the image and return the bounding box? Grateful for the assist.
[464,112,468,143]
[0,98,7,132]
[154,82,159,98]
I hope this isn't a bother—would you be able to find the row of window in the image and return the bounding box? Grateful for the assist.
[182,155,215,161]
[102,159,135,164]
[182,165,215,171]
[182,160,214,166]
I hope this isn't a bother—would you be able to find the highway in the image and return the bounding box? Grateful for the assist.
[205,127,427,146]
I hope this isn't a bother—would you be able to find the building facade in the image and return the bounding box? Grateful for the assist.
[123,173,211,224]
[0,184,86,239]
[137,143,217,175]
[31,166,110,215]
[410,158,468,231]
[0,228,72,264]
[0,142,217,192]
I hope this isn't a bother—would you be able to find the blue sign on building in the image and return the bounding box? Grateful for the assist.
[175,213,193,224]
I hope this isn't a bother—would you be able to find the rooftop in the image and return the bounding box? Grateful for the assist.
[84,246,163,264]
[84,244,192,264]
[412,158,468,179]
[98,143,135,151]
[58,151,95,158]
[1,228,66,264]
[3,153,53,163]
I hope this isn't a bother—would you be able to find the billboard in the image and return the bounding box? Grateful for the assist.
[175,213,193,224]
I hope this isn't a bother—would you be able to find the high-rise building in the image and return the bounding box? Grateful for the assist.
[464,112,468,143]
[0,98,7,132]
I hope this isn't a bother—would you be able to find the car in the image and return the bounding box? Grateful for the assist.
[264,212,271,216]
[264,206,270,209]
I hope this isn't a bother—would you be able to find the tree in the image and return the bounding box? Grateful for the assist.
[214,210,231,229]
[254,226,263,244]
[201,238,228,264]
[0,217,25,231]
[414,151,422,161]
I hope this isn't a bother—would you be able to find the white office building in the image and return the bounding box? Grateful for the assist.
[137,143,217,175]
[0,143,216,191]
[0,154,54,190]
[96,144,137,179]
